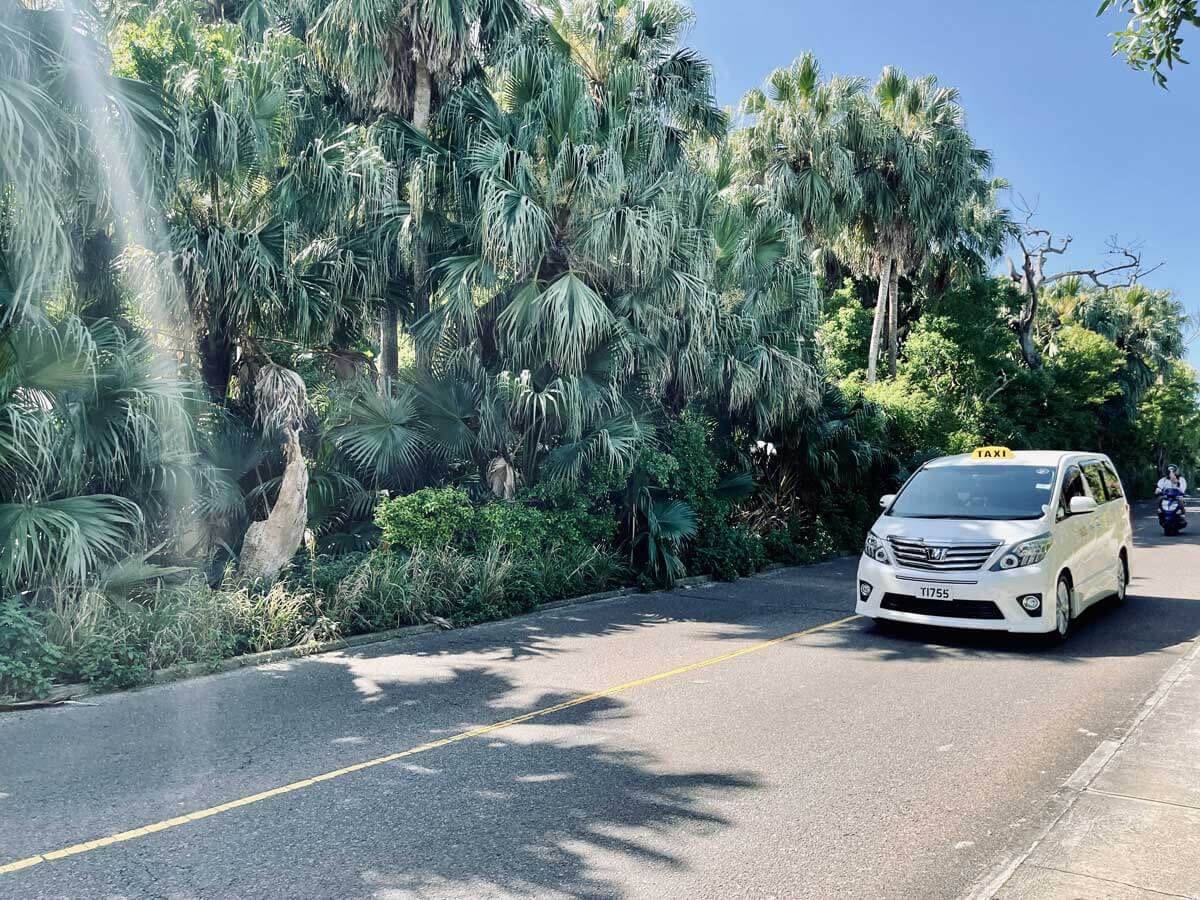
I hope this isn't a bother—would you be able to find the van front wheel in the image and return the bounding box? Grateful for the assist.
[1042,575,1073,647]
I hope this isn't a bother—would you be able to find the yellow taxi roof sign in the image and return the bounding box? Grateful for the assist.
[972,446,1014,460]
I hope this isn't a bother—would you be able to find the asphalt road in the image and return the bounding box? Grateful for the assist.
[2,505,1198,899]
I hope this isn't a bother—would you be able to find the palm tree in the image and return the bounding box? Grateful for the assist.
[0,2,193,597]
[302,0,526,385]
[111,4,406,405]
[859,67,994,382]
[0,317,194,596]
[699,138,823,436]
[733,58,996,383]
[735,53,867,244]
[1,0,167,325]
[391,0,725,489]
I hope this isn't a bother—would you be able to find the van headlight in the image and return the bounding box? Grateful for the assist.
[863,532,891,565]
[991,533,1053,571]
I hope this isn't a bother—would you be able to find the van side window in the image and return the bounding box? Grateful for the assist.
[1102,463,1125,499]
[1059,466,1086,519]
[1082,463,1109,503]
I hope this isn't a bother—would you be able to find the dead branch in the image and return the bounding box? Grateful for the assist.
[1005,203,1163,370]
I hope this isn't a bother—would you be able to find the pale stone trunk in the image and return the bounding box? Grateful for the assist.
[412,62,432,134]
[238,429,309,583]
[866,255,892,383]
[410,62,433,370]
[887,261,900,377]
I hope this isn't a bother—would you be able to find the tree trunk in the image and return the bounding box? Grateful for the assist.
[866,255,892,384]
[887,262,900,378]
[412,62,433,135]
[1012,253,1044,371]
[199,329,235,403]
[210,172,221,225]
[378,303,398,392]
[238,428,309,584]
[410,62,434,372]
[1014,320,1042,371]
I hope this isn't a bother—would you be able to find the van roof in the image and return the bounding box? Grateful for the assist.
[924,451,1109,469]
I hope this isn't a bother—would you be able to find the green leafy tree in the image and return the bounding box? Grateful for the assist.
[1099,0,1200,86]
[114,6,405,404]
[1131,362,1200,491]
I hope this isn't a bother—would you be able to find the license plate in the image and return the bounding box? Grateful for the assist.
[916,584,954,601]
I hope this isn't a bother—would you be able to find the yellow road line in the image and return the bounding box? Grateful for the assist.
[0,613,861,878]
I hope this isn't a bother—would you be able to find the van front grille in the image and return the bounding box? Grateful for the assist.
[886,537,1001,572]
[881,593,1004,620]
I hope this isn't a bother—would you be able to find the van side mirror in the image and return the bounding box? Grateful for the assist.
[880,494,896,509]
[1068,496,1098,515]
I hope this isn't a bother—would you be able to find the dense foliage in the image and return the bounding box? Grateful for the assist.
[1,0,1195,699]
[1099,0,1200,87]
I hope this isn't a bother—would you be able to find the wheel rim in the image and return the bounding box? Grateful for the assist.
[1117,560,1127,601]
[1056,581,1071,636]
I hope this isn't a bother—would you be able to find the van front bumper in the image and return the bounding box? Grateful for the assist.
[855,555,1056,634]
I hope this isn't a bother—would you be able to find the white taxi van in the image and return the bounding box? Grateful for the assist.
[856,448,1132,643]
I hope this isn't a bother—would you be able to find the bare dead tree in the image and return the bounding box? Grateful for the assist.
[1006,203,1161,370]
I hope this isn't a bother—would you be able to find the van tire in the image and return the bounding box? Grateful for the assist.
[1113,553,1128,604]
[1041,574,1074,647]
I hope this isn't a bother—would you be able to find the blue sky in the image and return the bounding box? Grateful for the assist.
[686,0,1200,365]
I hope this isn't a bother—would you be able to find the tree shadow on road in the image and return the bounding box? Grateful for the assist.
[350,736,758,899]
[2,664,761,900]
[220,669,760,899]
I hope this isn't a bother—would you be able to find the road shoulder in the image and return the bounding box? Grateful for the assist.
[971,636,1200,899]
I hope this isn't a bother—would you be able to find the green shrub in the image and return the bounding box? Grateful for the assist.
[762,527,798,564]
[331,552,418,631]
[817,280,874,380]
[476,498,615,556]
[325,540,626,631]
[305,552,371,591]
[0,599,63,700]
[376,487,477,552]
[693,522,765,581]
[476,502,558,550]
[75,625,150,691]
[763,518,843,566]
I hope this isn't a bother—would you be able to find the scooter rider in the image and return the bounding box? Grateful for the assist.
[1156,465,1188,496]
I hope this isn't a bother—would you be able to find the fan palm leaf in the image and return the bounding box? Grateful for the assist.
[0,494,143,593]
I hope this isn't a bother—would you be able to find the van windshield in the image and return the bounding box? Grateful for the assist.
[888,464,1056,520]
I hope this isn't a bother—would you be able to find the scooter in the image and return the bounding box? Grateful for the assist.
[1157,488,1188,535]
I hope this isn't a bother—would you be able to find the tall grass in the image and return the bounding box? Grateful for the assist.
[5,540,626,698]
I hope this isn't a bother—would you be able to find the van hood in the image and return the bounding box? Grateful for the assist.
[870,514,1049,545]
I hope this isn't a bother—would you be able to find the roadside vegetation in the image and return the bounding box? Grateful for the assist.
[1,0,1197,701]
